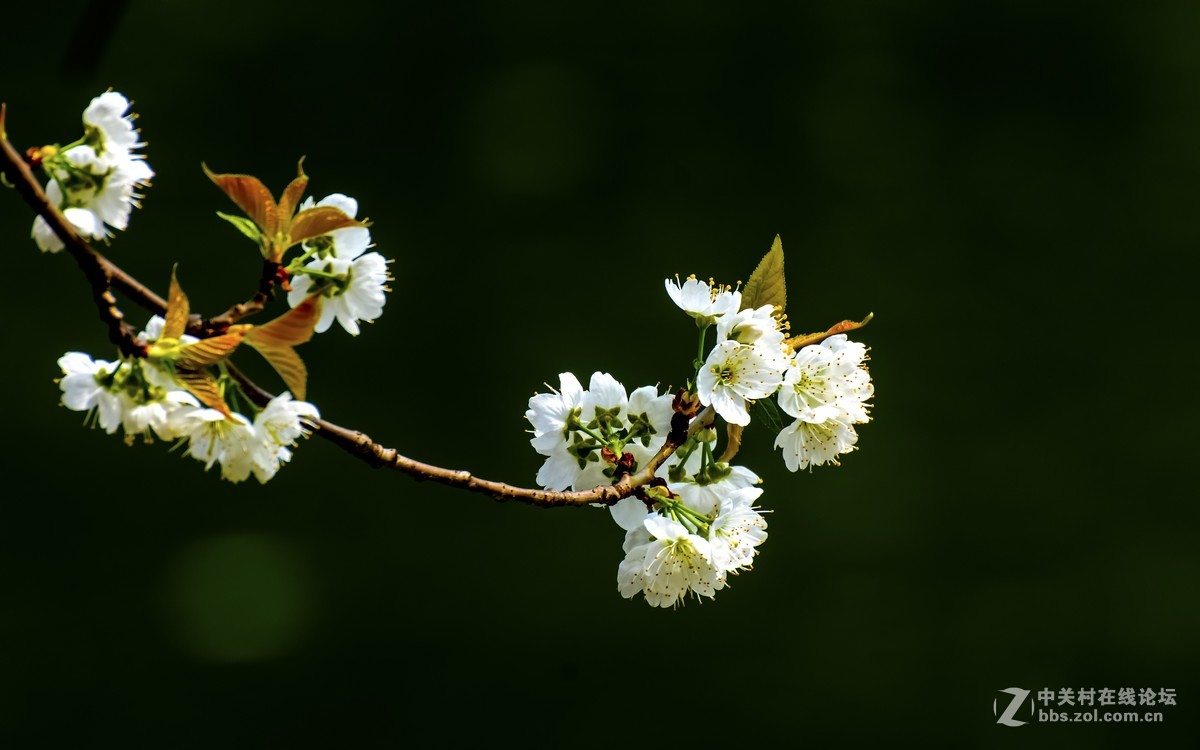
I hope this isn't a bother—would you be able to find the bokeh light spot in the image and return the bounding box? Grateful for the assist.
[163,533,315,663]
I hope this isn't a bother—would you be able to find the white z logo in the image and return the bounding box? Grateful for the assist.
[994,687,1031,727]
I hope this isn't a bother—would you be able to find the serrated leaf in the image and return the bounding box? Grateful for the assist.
[245,294,321,349]
[175,329,248,370]
[162,266,190,341]
[748,398,787,435]
[244,295,322,399]
[786,312,874,351]
[176,370,231,417]
[742,235,786,313]
[203,164,279,235]
[719,423,744,463]
[277,157,309,220]
[248,343,308,400]
[287,206,367,247]
[216,211,263,243]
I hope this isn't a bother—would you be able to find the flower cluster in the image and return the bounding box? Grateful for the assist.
[668,275,791,426]
[667,274,872,471]
[526,372,674,491]
[31,91,153,252]
[612,484,768,608]
[286,194,390,336]
[57,316,319,483]
[775,334,873,471]
[606,421,769,607]
[520,271,872,607]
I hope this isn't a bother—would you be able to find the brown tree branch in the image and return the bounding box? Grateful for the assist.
[206,259,283,331]
[231,363,715,507]
[2,102,860,508]
[0,104,145,357]
[0,102,719,508]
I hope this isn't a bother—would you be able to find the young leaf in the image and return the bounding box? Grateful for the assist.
[216,211,263,243]
[176,370,232,417]
[248,343,308,400]
[202,164,279,235]
[244,295,322,399]
[162,267,190,342]
[287,206,367,247]
[786,312,874,351]
[742,235,786,312]
[276,157,309,220]
[174,329,249,371]
[245,294,321,349]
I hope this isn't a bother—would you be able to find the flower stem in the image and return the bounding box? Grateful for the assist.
[694,325,709,372]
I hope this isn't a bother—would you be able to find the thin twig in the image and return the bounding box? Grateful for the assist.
[206,259,283,331]
[0,102,716,508]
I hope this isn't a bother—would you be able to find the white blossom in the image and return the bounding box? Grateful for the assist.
[617,515,723,608]
[57,352,195,440]
[255,392,319,447]
[774,334,873,471]
[708,487,768,574]
[774,411,860,472]
[288,252,389,335]
[527,372,673,492]
[609,496,652,532]
[32,112,153,254]
[526,373,586,490]
[171,393,319,484]
[119,390,198,440]
[57,352,124,434]
[696,340,784,426]
[526,372,584,452]
[665,276,741,327]
[83,91,144,159]
[716,304,793,378]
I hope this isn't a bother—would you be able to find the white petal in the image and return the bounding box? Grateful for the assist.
[609,497,649,531]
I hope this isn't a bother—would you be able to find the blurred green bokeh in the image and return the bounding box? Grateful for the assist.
[1,0,1197,745]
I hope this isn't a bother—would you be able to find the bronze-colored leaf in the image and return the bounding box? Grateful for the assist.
[175,329,248,370]
[243,296,321,399]
[247,343,308,400]
[162,266,190,341]
[786,312,874,351]
[277,157,309,220]
[719,423,744,463]
[245,295,321,349]
[741,235,787,313]
[287,206,367,246]
[176,370,231,417]
[202,163,279,235]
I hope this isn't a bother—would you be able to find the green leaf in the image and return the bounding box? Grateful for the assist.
[748,398,787,435]
[217,211,263,243]
[741,235,786,313]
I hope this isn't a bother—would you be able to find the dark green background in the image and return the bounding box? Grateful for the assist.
[1,0,1196,745]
